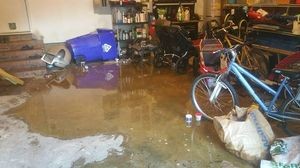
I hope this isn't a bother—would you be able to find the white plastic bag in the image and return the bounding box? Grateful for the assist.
[270,136,300,165]
[213,106,275,165]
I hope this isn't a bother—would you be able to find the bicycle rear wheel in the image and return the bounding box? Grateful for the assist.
[238,45,269,79]
[281,97,300,135]
[191,74,239,120]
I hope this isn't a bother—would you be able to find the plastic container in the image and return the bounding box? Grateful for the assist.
[66,29,117,62]
[185,114,193,123]
[195,112,202,121]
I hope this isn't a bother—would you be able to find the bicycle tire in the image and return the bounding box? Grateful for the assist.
[153,48,164,67]
[252,48,270,79]
[191,74,239,120]
[175,57,188,74]
[238,19,248,41]
[281,97,300,135]
[239,45,269,79]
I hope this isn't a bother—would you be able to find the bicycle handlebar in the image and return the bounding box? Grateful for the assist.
[212,44,242,61]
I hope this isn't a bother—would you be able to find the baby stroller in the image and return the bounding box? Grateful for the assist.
[153,25,198,73]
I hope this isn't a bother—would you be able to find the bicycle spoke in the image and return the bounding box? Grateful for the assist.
[191,74,238,120]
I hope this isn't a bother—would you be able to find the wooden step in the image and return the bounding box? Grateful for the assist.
[0,58,46,72]
[13,67,47,79]
[0,39,44,52]
[0,49,43,61]
[0,33,33,43]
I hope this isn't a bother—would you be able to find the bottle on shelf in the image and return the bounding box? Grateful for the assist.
[142,28,147,38]
[116,9,122,23]
[177,3,184,21]
[184,7,190,21]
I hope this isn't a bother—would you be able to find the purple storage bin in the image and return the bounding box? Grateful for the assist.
[66,29,117,62]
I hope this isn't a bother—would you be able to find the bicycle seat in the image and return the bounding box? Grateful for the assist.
[273,68,300,81]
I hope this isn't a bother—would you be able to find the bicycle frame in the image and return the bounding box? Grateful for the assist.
[211,50,298,122]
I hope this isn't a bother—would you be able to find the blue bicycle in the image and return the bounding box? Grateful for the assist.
[191,45,300,134]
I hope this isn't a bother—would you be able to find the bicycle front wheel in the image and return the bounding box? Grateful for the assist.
[281,97,300,135]
[191,74,239,120]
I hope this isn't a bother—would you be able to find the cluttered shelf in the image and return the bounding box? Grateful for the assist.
[247,26,300,55]
[118,37,147,42]
[154,2,195,6]
[224,3,300,7]
[222,1,300,54]
[113,21,148,25]
[109,1,147,7]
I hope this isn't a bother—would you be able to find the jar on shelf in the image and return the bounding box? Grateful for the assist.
[184,7,190,21]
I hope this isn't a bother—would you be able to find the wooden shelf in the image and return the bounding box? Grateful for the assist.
[154,2,195,6]
[118,37,147,42]
[109,2,147,7]
[248,27,300,37]
[113,21,148,25]
[252,44,295,56]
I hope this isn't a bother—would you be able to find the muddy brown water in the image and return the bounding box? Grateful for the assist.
[2,62,276,167]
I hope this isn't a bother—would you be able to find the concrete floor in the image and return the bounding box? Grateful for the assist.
[0,46,290,167]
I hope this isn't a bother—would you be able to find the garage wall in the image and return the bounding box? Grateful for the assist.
[27,0,112,43]
[0,0,30,33]
[194,0,204,32]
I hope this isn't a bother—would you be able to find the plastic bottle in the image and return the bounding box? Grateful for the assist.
[184,7,190,21]
[177,4,182,21]
[120,30,124,40]
[116,9,122,23]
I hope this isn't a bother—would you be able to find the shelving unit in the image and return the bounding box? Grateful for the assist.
[152,1,200,39]
[110,1,149,54]
[221,1,300,69]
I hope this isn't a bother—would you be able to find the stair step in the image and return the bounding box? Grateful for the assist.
[0,33,33,43]
[0,58,46,72]
[0,39,44,52]
[0,49,44,61]
[13,67,47,79]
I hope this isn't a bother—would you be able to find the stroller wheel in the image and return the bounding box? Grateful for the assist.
[193,56,200,77]
[153,48,164,67]
[129,49,142,63]
[175,57,188,74]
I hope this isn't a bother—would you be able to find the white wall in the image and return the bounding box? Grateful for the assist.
[0,0,30,33]
[194,0,204,32]
[27,0,112,43]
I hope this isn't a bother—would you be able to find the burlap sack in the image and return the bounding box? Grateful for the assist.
[213,106,275,165]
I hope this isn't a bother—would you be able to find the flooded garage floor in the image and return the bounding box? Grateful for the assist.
[0,60,288,168]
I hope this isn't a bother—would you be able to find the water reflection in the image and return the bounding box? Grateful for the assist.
[10,62,253,167]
